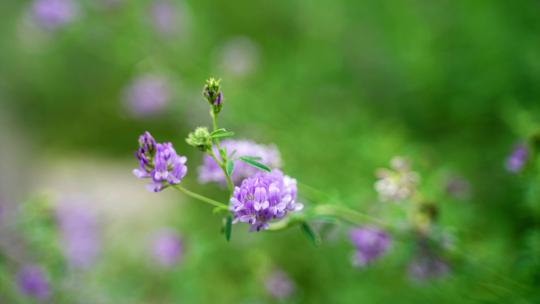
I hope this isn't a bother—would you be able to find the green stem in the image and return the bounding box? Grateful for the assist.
[209,110,235,195]
[173,185,229,210]
[313,204,391,229]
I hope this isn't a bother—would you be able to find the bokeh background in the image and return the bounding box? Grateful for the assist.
[1,0,540,303]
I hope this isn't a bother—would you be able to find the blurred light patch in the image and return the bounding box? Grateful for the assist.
[17,265,51,301]
[265,269,295,301]
[216,36,260,78]
[151,229,184,268]
[123,74,172,118]
[30,0,78,31]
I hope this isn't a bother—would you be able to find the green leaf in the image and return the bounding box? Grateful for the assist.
[226,160,235,176]
[240,155,262,161]
[300,222,321,246]
[210,129,235,139]
[239,156,271,172]
[225,216,233,242]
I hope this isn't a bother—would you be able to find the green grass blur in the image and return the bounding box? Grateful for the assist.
[1,0,540,303]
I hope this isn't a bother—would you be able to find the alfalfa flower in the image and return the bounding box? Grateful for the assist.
[506,144,529,173]
[133,131,188,192]
[151,229,184,267]
[203,77,223,114]
[198,139,282,185]
[349,227,391,267]
[265,269,295,300]
[230,170,302,231]
[56,202,101,269]
[375,156,420,202]
[123,74,171,117]
[31,0,78,31]
[17,265,51,300]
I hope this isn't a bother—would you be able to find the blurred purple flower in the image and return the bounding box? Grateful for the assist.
[17,265,51,300]
[123,74,171,117]
[218,37,260,77]
[31,0,77,30]
[349,227,392,267]
[265,270,295,300]
[198,139,282,186]
[133,131,188,192]
[506,144,529,173]
[152,229,184,267]
[408,255,450,281]
[56,202,101,269]
[230,170,302,232]
[150,0,177,35]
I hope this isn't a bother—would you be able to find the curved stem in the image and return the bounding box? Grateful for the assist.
[313,204,391,229]
[173,185,229,210]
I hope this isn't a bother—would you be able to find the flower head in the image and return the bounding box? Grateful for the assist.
[506,144,529,173]
[17,265,51,300]
[408,255,450,281]
[31,0,78,30]
[349,227,391,267]
[265,270,295,300]
[203,78,223,113]
[133,132,188,192]
[152,229,184,267]
[198,139,282,185]
[123,74,171,117]
[56,202,101,269]
[230,170,302,231]
[375,156,420,202]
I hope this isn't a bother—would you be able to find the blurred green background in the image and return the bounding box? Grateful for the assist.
[1,0,540,303]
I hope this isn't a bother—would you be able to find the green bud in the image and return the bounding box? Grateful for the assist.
[186,127,212,151]
[203,77,223,114]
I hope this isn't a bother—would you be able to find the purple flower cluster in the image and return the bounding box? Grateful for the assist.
[123,74,171,117]
[349,227,391,267]
[198,139,282,185]
[408,255,450,281]
[31,0,77,30]
[506,144,529,173]
[56,202,101,269]
[152,229,184,267]
[151,0,178,35]
[17,265,51,300]
[133,132,188,192]
[265,270,295,300]
[230,170,302,231]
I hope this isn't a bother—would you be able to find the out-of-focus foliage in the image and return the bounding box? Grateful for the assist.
[1,0,540,303]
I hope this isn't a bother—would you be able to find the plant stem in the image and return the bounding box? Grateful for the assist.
[173,185,229,210]
[313,204,391,229]
[209,110,235,195]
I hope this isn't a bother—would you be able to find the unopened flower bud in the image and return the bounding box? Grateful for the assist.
[186,127,212,151]
[203,77,224,114]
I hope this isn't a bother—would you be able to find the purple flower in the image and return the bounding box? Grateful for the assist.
[56,202,101,269]
[230,170,302,231]
[198,139,282,186]
[506,144,529,173]
[31,0,77,30]
[408,255,450,281]
[17,265,51,300]
[123,74,171,117]
[151,0,178,35]
[152,229,184,267]
[349,227,391,267]
[133,131,188,192]
[265,270,295,300]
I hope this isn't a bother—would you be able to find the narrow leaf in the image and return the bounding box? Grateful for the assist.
[240,155,262,161]
[239,156,271,172]
[212,131,235,139]
[210,128,227,136]
[300,222,321,246]
[225,216,233,242]
[226,160,235,176]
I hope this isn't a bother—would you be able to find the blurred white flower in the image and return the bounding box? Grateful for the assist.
[374,156,420,202]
